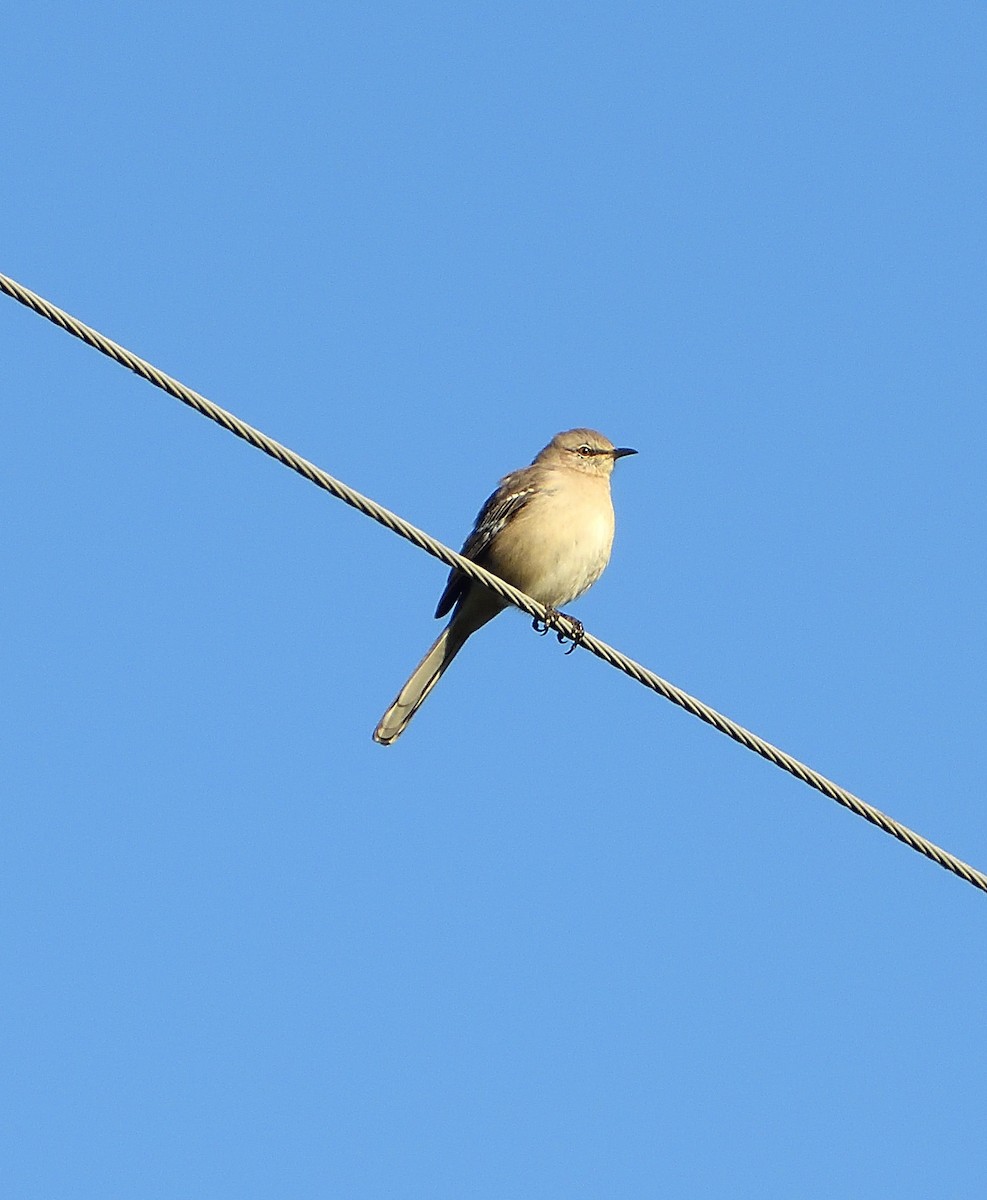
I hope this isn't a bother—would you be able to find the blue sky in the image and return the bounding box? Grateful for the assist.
[3,3,985,1196]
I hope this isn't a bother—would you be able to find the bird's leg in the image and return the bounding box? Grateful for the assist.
[532,606,559,636]
[532,607,584,653]
[555,612,584,654]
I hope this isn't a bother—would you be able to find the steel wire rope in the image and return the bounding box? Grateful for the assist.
[2,270,984,895]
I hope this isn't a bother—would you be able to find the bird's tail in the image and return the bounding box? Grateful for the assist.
[372,618,472,745]
[373,585,506,745]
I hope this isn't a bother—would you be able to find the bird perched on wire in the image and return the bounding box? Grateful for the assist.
[373,428,636,745]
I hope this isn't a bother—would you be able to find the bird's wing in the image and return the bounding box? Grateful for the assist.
[434,473,539,619]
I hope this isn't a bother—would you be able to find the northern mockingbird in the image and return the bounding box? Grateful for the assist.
[373,428,637,745]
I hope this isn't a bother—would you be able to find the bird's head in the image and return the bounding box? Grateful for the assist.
[537,428,638,477]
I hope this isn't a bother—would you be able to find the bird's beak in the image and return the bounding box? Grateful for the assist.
[612,447,638,460]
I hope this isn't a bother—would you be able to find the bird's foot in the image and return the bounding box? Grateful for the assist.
[556,612,584,653]
[532,608,556,637]
[532,608,584,654]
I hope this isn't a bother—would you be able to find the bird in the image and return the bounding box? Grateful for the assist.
[372,428,637,745]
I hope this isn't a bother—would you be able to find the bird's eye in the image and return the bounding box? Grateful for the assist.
[577,444,593,456]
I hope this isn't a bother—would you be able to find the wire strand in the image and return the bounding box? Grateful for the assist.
[2,269,984,895]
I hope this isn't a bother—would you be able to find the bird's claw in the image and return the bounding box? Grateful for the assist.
[531,608,584,653]
[557,614,584,653]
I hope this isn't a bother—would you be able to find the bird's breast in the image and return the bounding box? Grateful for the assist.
[486,487,616,609]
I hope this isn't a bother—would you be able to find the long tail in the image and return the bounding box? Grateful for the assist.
[373,591,503,745]
[372,621,471,745]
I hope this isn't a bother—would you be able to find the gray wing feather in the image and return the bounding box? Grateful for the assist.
[434,477,537,618]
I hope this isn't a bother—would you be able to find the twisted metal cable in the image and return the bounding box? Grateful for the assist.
[2,269,984,895]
